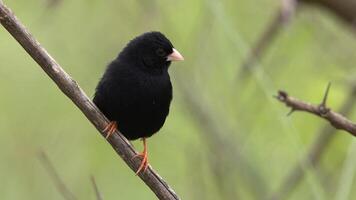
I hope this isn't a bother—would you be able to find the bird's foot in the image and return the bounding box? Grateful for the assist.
[132,151,149,175]
[103,121,117,139]
[132,138,149,175]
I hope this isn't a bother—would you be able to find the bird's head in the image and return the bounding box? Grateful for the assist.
[121,31,184,72]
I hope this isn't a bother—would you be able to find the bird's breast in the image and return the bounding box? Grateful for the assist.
[116,73,172,139]
[138,74,172,108]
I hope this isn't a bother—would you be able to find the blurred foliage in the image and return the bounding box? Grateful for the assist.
[0,0,356,199]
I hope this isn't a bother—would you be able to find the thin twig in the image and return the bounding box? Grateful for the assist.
[0,2,179,200]
[268,83,356,200]
[91,176,103,200]
[38,151,77,200]
[276,89,356,136]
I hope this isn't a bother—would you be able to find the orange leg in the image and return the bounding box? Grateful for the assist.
[132,138,149,175]
[103,121,117,139]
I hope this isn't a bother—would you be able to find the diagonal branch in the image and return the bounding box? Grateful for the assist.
[276,90,356,137]
[0,2,179,200]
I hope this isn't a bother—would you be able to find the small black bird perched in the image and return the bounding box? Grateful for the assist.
[93,32,184,174]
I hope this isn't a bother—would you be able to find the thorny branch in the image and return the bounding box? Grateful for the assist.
[276,87,356,137]
[269,83,356,200]
[0,2,179,200]
[237,0,356,198]
[241,0,356,198]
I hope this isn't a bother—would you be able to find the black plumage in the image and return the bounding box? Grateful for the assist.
[93,31,183,173]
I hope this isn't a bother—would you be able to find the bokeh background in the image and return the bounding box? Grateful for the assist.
[0,0,356,199]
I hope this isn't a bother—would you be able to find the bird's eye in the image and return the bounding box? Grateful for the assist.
[156,48,166,57]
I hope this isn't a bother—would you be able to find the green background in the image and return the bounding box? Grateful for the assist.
[0,0,355,199]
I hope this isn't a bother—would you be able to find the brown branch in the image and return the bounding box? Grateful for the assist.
[0,3,179,200]
[268,83,356,200]
[276,89,356,137]
[91,176,103,200]
[38,151,77,200]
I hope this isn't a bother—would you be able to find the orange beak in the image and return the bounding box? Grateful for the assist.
[167,48,184,61]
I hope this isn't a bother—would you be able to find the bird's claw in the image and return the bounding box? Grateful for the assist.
[103,121,117,139]
[132,151,149,175]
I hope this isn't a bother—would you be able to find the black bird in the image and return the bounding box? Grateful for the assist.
[93,32,184,174]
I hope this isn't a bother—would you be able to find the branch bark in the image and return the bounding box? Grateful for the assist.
[0,3,179,200]
[276,90,356,137]
[268,83,356,200]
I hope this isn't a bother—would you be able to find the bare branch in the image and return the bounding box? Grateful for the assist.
[276,89,356,137]
[268,83,356,200]
[38,151,77,200]
[0,2,179,200]
[91,176,103,200]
